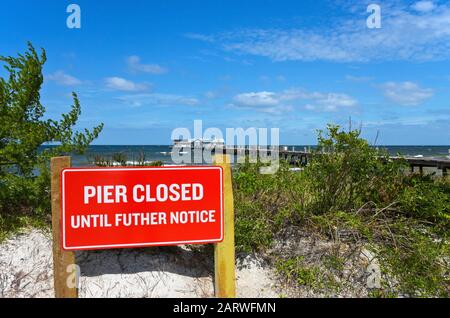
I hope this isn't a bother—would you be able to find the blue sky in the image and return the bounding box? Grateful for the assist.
[1,0,450,145]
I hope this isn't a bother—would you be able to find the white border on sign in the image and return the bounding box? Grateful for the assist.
[61,166,224,250]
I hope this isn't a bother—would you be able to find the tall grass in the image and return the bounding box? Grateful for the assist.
[233,125,449,297]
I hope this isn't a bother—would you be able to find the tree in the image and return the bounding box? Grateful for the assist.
[0,42,103,214]
[305,124,405,213]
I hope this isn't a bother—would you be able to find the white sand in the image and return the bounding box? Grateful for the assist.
[0,229,279,298]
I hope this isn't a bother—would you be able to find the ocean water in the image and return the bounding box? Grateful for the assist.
[378,146,450,158]
[39,145,450,167]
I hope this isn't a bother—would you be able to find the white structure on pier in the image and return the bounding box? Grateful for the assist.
[172,138,225,150]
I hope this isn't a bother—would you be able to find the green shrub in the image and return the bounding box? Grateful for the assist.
[0,43,103,239]
[304,125,406,214]
[275,256,340,292]
[233,160,302,251]
[234,200,274,252]
[398,175,450,227]
[232,124,449,297]
[111,152,127,165]
[378,225,449,297]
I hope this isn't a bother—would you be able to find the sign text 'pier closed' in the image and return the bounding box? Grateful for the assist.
[61,166,224,250]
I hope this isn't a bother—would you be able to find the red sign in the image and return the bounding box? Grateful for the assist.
[61,166,223,250]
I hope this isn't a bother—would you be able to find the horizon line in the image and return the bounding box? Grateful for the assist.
[40,144,450,147]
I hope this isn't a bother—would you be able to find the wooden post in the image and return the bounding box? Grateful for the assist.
[419,166,423,175]
[443,167,448,177]
[213,154,236,298]
[51,156,78,298]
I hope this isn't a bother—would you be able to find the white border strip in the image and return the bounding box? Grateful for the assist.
[61,166,224,250]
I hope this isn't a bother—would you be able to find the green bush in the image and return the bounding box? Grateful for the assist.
[233,160,302,251]
[378,225,449,297]
[0,43,103,239]
[398,175,450,226]
[276,256,320,287]
[275,256,339,292]
[304,124,406,214]
[233,124,449,296]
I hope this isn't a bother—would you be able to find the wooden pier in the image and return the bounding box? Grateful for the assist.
[391,156,449,176]
[215,146,450,177]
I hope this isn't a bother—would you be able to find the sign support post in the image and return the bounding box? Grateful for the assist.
[51,155,234,298]
[213,154,236,298]
[51,156,78,298]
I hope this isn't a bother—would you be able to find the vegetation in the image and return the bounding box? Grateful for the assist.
[0,44,448,298]
[233,124,449,297]
[275,255,340,293]
[0,43,103,241]
[88,151,163,167]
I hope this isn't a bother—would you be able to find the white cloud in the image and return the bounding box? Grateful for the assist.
[411,1,435,12]
[303,93,358,112]
[104,77,149,92]
[258,105,293,114]
[118,93,199,107]
[380,81,433,106]
[363,112,450,127]
[126,55,167,74]
[231,88,357,113]
[47,71,82,86]
[234,91,279,107]
[189,3,450,62]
